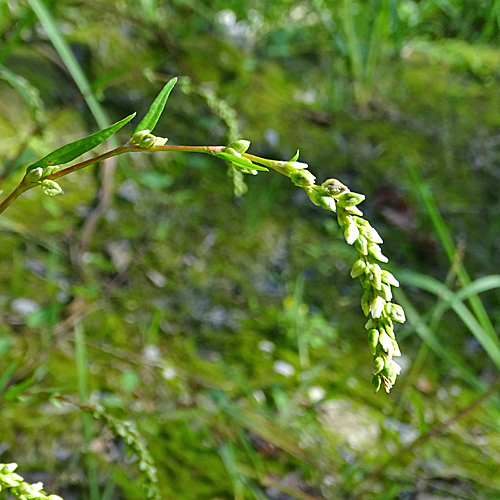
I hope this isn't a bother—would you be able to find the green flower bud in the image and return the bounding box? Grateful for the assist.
[373,356,385,375]
[381,270,399,287]
[372,374,382,393]
[224,147,242,158]
[350,258,367,278]
[317,194,336,211]
[229,140,251,154]
[385,303,406,323]
[337,210,348,226]
[359,273,367,288]
[338,191,365,207]
[365,317,376,330]
[368,243,389,263]
[344,224,360,245]
[365,263,382,290]
[41,179,63,197]
[378,331,393,356]
[304,187,321,206]
[41,165,60,176]
[290,169,316,187]
[376,283,392,301]
[361,224,383,244]
[392,339,401,357]
[139,134,157,148]
[131,129,151,146]
[27,167,43,182]
[381,318,395,339]
[344,205,363,216]
[361,288,373,316]
[355,235,368,255]
[234,166,258,175]
[385,360,401,384]
[321,178,350,198]
[370,295,386,319]
[368,328,379,355]
[153,136,168,147]
[284,161,309,172]
[1,475,20,487]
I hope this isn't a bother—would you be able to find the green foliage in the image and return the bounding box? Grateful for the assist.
[134,77,178,135]
[2,1,500,499]
[26,113,136,172]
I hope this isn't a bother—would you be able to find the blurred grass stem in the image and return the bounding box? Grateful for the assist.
[75,323,100,500]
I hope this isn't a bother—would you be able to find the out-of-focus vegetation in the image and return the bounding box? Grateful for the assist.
[1,0,500,499]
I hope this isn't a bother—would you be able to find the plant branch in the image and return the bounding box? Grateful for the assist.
[0,144,229,216]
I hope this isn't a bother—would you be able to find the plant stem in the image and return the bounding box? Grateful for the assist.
[242,152,290,176]
[0,181,31,214]
[0,144,228,216]
[0,143,295,216]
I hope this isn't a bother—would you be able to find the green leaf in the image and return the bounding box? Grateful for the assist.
[215,152,269,171]
[289,149,300,162]
[4,377,33,401]
[26,113,136,172]
[134,77,178,134]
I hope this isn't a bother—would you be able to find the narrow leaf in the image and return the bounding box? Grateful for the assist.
[26,113,136,172]
[215,152,269,171]
[134,77,178,134]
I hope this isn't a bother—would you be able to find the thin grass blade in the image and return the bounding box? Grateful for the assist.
[399,271,500,370]
[405,157,500,351]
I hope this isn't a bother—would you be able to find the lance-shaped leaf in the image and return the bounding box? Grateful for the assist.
[134,77,178,134]
[215,152,269,171]
[26,112,136,172]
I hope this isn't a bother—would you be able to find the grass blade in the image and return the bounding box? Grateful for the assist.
[394,288,486,390]
[28,0,110,131]
[399,271,500,370]
[75,324,100,500]
[405,157,500,352]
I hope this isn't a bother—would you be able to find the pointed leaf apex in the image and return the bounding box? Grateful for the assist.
[134,77,178,134]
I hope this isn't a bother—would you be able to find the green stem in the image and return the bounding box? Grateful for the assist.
[0,180,31,214]
[75,323,100,500]
[241,152,290,176]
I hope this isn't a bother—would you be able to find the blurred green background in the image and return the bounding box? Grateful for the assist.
[1,0,500,499]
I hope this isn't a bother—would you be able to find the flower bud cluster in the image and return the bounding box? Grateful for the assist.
[213,146,405,392]
[216,141,268,175]
[336,193,405,393]
[27,166,63,197]
[285,167,406,393]
[0,463,63,500]
[131,129,168,149]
